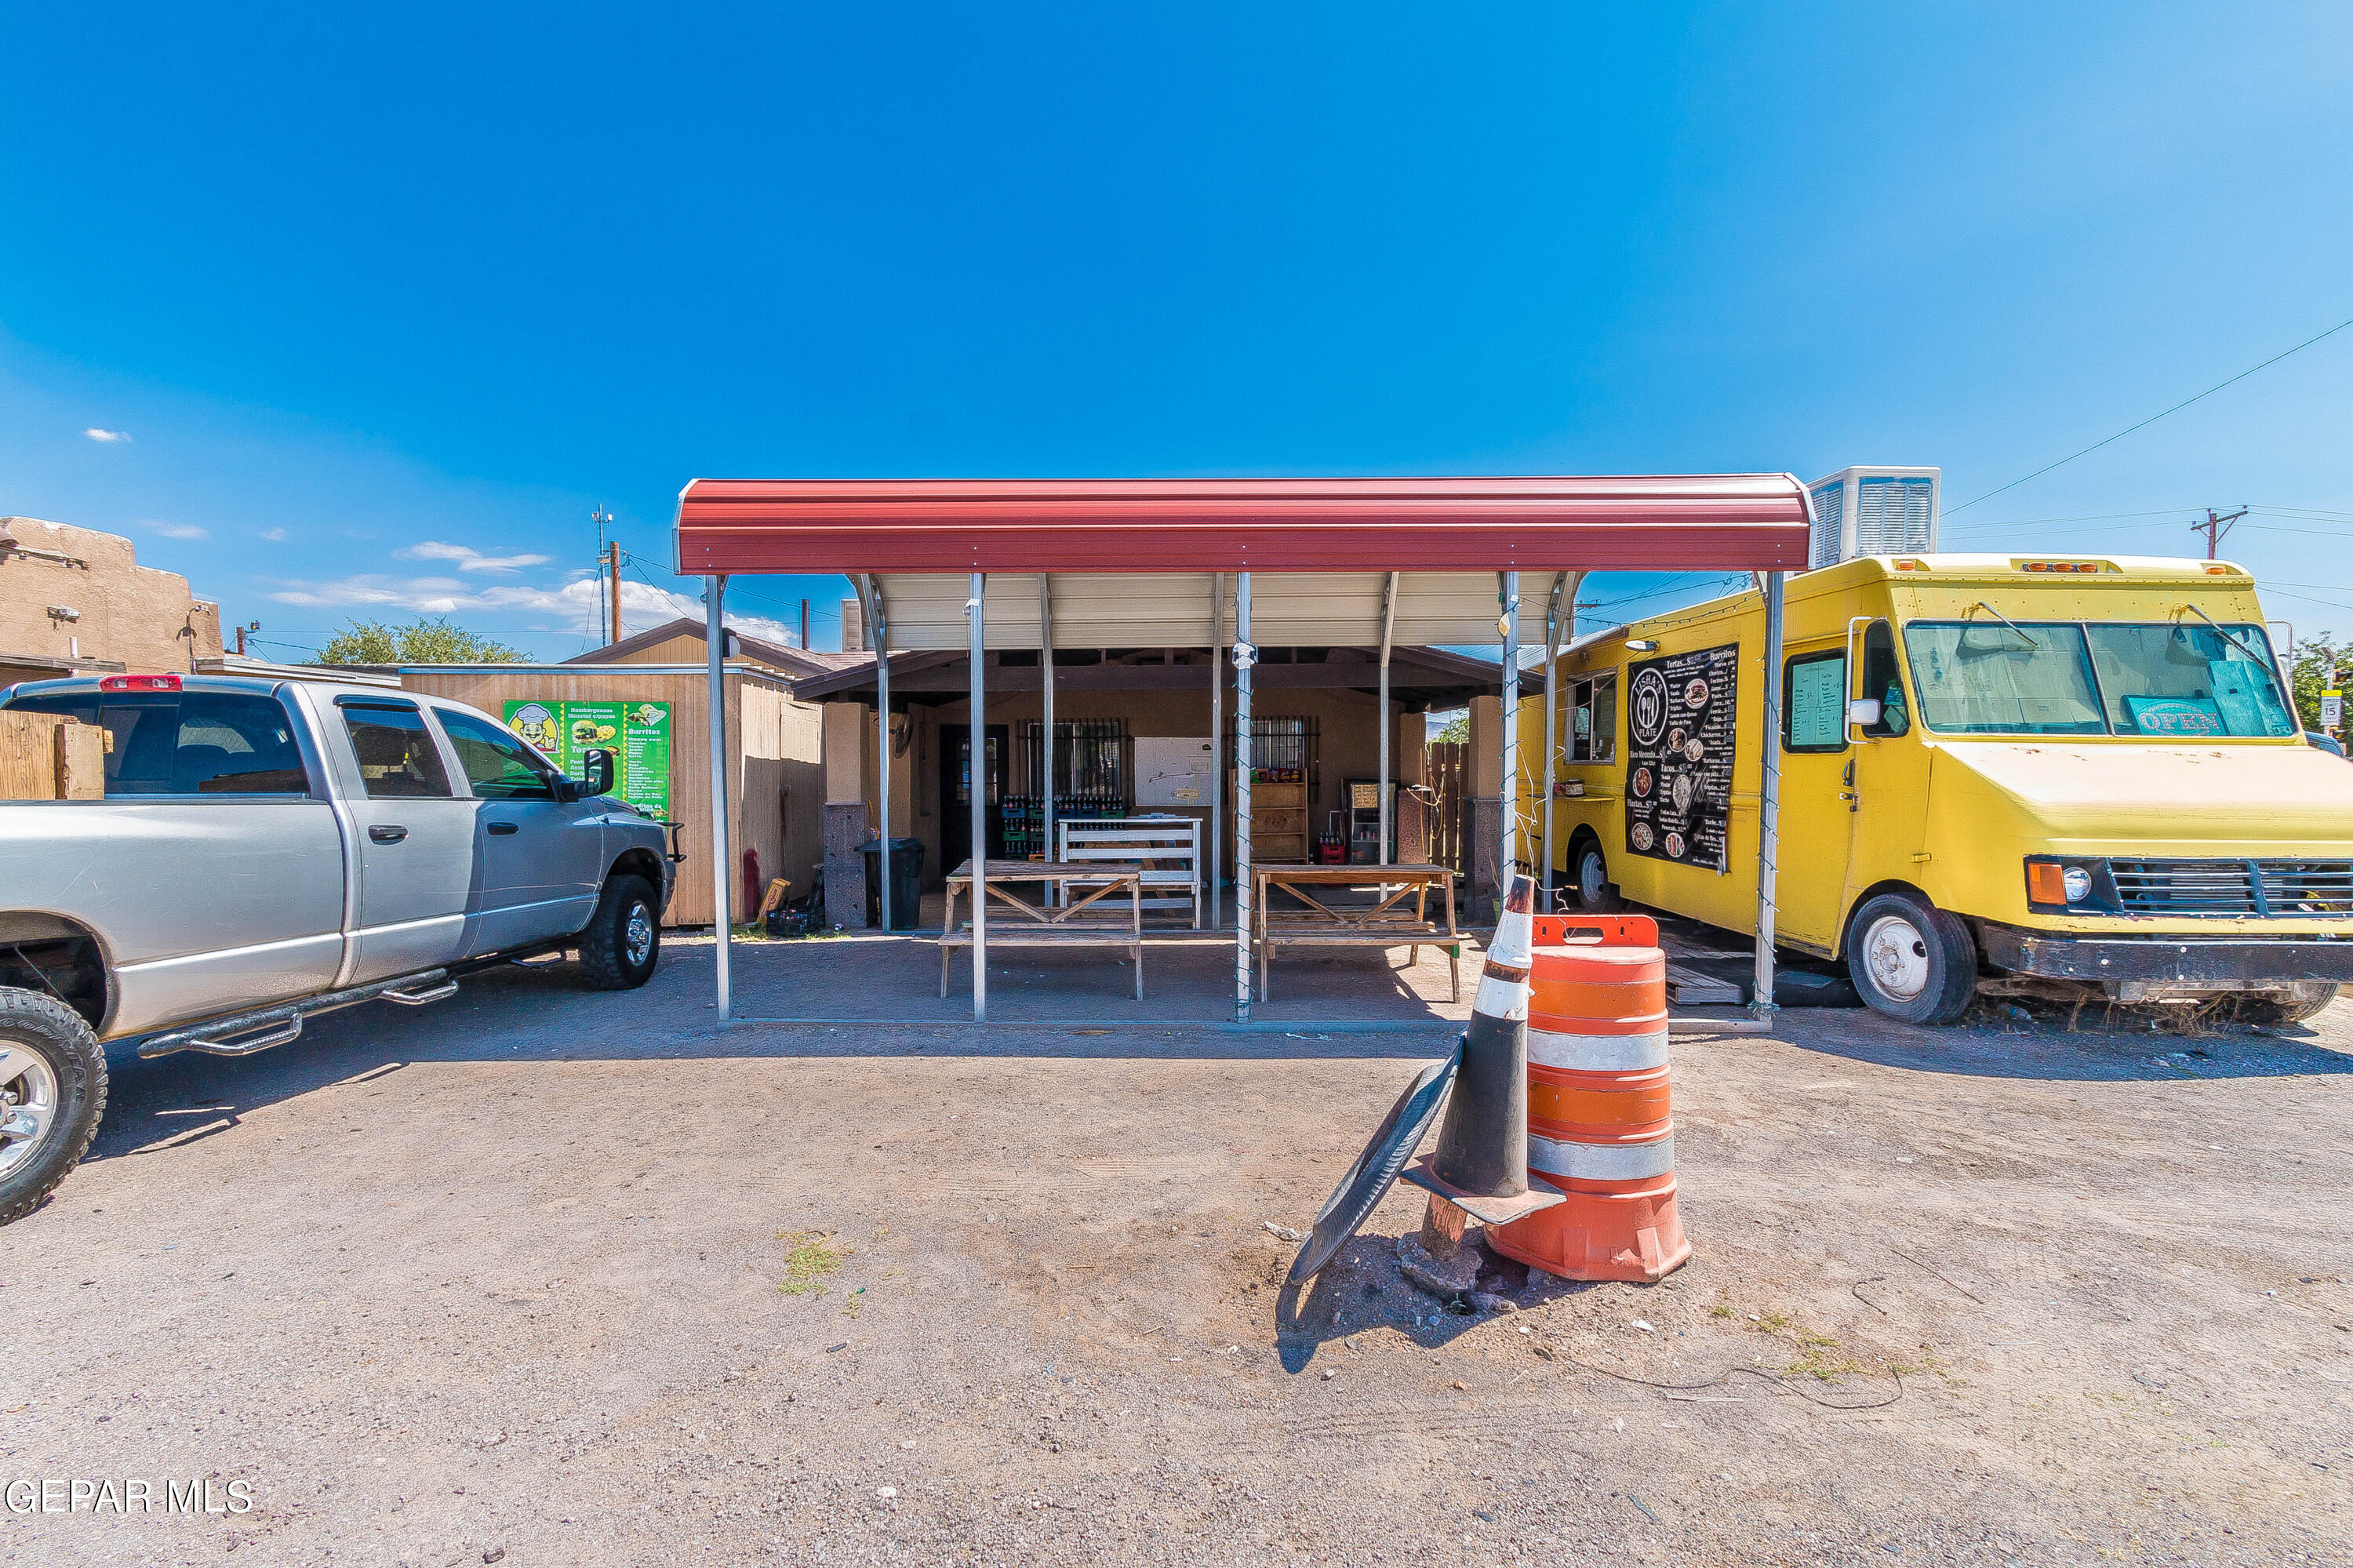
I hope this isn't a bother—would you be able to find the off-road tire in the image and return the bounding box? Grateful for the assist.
[0,988,107,1226]
[580,875,661,991]
[2242,982,2341,1025]
[1845,890,1977,1026]
[1571,839,1627,914]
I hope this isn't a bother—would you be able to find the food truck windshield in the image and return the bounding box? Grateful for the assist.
[1900,619,2295,739]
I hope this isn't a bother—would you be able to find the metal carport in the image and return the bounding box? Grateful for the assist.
[673,475,1812,1026]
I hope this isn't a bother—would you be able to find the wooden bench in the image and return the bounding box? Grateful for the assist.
[1250,864,1463,1002]
[939,859,1147,1001]
[1056,817,1202,926]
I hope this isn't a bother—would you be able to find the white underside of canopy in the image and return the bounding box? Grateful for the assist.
[870,571,1507,651]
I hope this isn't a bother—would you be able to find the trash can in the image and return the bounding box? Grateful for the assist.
[858,837,924,930]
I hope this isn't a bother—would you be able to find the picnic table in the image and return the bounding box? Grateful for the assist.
[939,859,1147,1000]
[1250,863,1463,1002]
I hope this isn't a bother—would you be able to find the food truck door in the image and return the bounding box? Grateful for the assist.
[1774,638,1861,952]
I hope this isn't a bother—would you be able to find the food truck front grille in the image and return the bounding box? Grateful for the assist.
[2107,859,2353,917]
[2260,860,2353,915]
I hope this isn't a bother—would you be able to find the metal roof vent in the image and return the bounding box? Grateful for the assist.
[1806,467,1940,568]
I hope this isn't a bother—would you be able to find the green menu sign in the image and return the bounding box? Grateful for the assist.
[504,700,672,818]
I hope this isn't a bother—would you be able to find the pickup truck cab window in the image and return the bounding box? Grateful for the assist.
[435,708,559,801]
[3,689,309,795]
[336,701,453,799]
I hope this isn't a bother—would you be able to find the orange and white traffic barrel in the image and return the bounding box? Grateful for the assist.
[1485,938,1690,1282]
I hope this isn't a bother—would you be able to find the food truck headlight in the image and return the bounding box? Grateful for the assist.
[2026,857,2104,909]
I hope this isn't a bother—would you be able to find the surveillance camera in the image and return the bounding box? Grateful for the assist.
[47,605,82,623]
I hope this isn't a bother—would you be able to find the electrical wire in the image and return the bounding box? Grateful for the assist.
[1946,313,2353,515]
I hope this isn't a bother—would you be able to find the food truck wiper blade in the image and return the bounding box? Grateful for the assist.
[1967,602,2041,649]
[2177,602,2270,665]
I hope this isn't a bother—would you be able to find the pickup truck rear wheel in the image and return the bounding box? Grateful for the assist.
[580,875,660,991]
[1845,890,1977,1026]
[0,988,106,1226]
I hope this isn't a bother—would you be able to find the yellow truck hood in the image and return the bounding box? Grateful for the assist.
[1931,740,2353,851]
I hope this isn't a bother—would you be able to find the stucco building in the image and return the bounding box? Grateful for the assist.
[0,517,224,686]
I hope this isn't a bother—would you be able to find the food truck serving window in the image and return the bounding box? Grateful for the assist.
[1568,672,1617,762]
[1903,620,2293,738]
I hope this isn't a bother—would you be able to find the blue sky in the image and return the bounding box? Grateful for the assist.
[3,2,2349,660]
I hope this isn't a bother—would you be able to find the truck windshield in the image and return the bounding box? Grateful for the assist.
[1903,618,2293,738]
[2084,623,2294,737]
[1901,621,2106,735]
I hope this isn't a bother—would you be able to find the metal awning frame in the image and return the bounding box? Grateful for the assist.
[685,475,1804,1031]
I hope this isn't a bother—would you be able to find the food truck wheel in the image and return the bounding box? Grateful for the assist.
[1572,842,1626,913]
[1846,891,1977,1026]
[2243,982,2340,1024]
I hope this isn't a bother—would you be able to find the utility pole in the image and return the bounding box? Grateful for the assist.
[591,505,619,646]
[2195,506,2249,560]
[800,598,810,650]
[235,620,259,657]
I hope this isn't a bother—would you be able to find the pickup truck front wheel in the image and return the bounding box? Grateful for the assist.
[0,988,107,1226]
[580,875,661,991]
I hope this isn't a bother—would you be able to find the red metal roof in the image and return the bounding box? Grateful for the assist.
[675,475,1811,574]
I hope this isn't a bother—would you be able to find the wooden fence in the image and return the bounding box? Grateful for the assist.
[1425,739,1467,874]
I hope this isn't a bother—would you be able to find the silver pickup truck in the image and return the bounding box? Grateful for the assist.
[0,671,675,1223]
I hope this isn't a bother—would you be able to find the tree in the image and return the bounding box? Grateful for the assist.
[315,616,526,665]
[2289,632,2348,733]
[1433,708,1470,744]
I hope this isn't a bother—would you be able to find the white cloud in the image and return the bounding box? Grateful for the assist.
[83,427,131,443]
[267,569,800,648]
[147,520,209,540]
[259,527,289,543]
[397,540,555,574]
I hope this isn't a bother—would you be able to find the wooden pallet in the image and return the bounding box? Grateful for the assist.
[1665,962,1745,1006]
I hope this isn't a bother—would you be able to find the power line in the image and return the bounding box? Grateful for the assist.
[1945,313,2353,516]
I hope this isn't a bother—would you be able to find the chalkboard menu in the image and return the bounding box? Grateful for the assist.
[1623,643,1739,874]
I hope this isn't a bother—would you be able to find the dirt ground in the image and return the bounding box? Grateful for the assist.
[4,937,2350,1566]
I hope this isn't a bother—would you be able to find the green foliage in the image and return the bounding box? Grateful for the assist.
[315,616,526,665]
[1433,708,1470,744]
[2289,632,2348,733]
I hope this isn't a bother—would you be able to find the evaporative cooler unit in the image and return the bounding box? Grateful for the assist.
[1806,467,1941,568]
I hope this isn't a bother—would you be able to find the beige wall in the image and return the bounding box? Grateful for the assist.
[831,680,1428,889]
[0,517,223,677]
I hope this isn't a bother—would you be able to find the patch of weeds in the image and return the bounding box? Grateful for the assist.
[843,1286,867,1319]
[777,1231,852,1296]
[1711,1304,1735,1319]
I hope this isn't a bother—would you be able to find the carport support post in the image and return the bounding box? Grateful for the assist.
[1378,570,1397,868]
[1752,570,1784,1023]
[1233,573,1253,1020]
[967,573,987,1021]
[1500,572,1520,905]
[870,577,892,933]
[1540,572,1564,903]
[1039,573,1055,871]
[1209,572,1224,930]
[705,574,731,1024]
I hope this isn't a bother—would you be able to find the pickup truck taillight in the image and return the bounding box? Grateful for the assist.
[100,674,181,692]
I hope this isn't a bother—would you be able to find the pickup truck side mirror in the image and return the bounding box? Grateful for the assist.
[577,748,615,799]
[1846,698,1883,729]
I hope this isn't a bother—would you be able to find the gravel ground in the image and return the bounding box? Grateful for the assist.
[4,940,2349,1566]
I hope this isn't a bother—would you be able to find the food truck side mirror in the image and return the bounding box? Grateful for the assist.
[1847,699,1883,729]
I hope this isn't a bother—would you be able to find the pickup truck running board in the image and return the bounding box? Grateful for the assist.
[136,969,457,1058]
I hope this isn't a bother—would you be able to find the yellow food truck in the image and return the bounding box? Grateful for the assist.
[1519,554,2353,1024]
